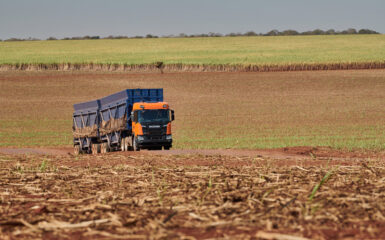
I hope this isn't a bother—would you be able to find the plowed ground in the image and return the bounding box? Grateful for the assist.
[0,152,384,240]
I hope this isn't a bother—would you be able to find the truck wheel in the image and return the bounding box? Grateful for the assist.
[121,138,126,151]
[133,137,140,151]
[126,137,132,151]
[74,145,80,155]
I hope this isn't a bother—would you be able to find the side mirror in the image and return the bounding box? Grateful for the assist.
[131,112,138,122]
[171,110,175,121]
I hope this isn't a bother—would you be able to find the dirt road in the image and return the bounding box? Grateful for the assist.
[0,146,383,161]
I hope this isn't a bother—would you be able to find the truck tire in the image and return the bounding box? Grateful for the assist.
[74,145,80,155]
[125,137,132,151]
[121,138,126,151]
[106,142,111,153]
[164,146,170,150]
[133,137,140,151]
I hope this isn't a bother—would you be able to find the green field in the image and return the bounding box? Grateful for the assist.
[0,35,384,65]
[0,70,384,150]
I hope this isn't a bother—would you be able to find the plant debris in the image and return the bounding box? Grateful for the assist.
[0,153,384,239]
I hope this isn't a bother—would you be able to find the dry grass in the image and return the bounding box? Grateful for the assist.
[0,70,384,150]
[0,153,384,239]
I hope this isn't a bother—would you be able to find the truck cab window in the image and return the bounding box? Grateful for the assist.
[138,109,170,123]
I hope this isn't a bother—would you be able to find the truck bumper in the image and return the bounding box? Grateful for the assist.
[137,135,172,148]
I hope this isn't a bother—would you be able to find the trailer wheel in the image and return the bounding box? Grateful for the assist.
[91,143,99,155]
[121,138,126,151]
[74,145,80,155]
[100,143,104,154]
[101,142,107,154]
[133,137,140,151]
[96,144,101,153]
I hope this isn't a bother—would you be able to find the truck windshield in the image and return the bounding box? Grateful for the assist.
[138,109,169,123]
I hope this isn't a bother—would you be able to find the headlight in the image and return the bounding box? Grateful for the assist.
[137,136,144,141]
[166,135,172,140]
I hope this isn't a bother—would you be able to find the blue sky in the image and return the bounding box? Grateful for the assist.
[0,0,384,39]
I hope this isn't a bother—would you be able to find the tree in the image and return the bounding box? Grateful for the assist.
[146,34,158,38]
[346,28,357,34]
[311,29,325,35]
[358,29,378,34]
[282,30,299,36]
[265,30,280,36]
[244,31,257,36]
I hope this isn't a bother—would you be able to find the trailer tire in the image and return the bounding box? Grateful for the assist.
[121,138,126,151]
[133,137,139,151]
[74,145,80,155]
[91,143,97,155]
[100,143,104,154]
[92,143,101,155]
[101,142,108,154]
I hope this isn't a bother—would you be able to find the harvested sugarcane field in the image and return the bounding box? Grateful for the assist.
[0,70,385,239]
[0,151,384,240]
[1,1,385,238]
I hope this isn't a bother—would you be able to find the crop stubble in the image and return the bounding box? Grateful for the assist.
[0,153,384,239]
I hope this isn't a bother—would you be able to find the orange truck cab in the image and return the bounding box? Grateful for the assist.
[131,102,175,150]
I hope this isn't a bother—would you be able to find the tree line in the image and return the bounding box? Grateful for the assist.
[0,28,379,42]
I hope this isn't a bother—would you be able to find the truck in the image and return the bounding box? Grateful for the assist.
[72,88,175,155]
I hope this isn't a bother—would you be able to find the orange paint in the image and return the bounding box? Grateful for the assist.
[133,102,169,111]
[132,122,143,136]
[167,122,171,135]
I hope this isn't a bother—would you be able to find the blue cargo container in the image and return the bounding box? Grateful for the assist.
[72,88,165,154]
[72,99,100,154]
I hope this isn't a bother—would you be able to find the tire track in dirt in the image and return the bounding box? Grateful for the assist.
[0,146,383,161]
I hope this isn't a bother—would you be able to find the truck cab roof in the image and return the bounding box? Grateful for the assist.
[132,102,169,111]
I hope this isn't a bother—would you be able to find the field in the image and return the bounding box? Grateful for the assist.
[1,152,384,239]
[1,69,385,239]
[0,35,385,70]
[0,70,384,150]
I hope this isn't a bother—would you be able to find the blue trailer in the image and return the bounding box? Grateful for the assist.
[72,99,100,154]
[72,88,174,154]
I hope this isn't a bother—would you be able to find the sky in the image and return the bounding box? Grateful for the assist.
[0,0,384,39]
